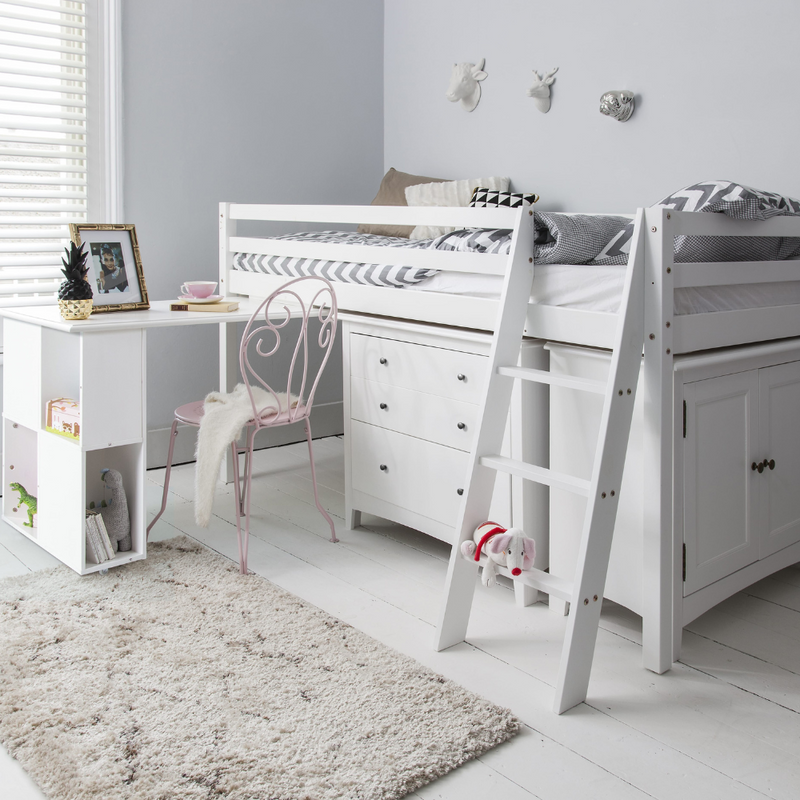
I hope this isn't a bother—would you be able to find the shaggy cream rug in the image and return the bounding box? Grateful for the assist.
[0,537,519,800]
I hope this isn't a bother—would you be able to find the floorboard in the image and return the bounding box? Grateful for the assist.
[1,438,798,800]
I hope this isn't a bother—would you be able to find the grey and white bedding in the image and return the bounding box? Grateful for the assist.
[231,182,800,314]
[230,213,632,287]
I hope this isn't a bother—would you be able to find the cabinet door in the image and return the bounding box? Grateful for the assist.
[683,371,759,595]
[758,361,800,558]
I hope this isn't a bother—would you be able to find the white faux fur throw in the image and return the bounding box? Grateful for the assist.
[194,383,298,527]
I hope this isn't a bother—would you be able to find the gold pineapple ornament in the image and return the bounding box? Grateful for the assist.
[58,241,93,320]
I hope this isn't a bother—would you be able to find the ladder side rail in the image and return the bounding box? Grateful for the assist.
[642,207,677,672]
[434,207,535,651]
[553,209,647,713]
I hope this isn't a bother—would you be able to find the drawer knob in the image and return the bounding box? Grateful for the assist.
[379,464,388,472]
[457,422,466,430]
[767,458,776,471]
[379,357,387,365]
[379,403,388,410]
[457,488,464,496]
[457,373,466,381]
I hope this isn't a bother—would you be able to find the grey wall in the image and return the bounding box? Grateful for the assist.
[122,0,384,462]
[384,0,800,211]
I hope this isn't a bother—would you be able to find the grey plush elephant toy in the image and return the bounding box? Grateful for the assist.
[99,468,131,552]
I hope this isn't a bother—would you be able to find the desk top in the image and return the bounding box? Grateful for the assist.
[0,299,262,333]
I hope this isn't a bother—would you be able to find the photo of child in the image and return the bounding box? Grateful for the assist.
[91,242,130,294]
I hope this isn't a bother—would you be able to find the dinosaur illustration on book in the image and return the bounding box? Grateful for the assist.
[9,482,37,527]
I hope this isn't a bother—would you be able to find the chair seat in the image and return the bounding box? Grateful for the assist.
[175,400,205,425]
[174,399,307,428]
[252,402,307,427]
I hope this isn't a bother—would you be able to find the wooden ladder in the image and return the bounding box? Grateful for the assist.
[434,208,646,714]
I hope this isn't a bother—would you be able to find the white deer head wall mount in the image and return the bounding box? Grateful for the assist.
[446,58,487,112]
[527,67,558,114]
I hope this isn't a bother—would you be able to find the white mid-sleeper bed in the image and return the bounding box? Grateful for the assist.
[218,198,800,674]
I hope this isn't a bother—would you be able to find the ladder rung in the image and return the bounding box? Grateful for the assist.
[497,365,607,394]
[480,455,591,496]
[462,552,575,602]
[498,564,574,602]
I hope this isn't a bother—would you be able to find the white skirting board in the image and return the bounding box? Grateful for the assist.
[146,400,344,470]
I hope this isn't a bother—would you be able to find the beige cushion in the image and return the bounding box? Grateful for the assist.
[358,167,448,238]
[405,176,510,239]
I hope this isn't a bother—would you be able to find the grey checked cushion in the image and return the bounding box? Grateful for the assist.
[594,180,800,265]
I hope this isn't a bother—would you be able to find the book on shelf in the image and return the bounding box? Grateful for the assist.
[85,512,116,564]
[94,513,116,560]
[169,300,239,313]
[85,513,107,564]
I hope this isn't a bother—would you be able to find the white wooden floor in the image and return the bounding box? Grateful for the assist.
[2,435,800,800]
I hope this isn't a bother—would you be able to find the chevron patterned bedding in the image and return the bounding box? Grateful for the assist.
[231,229,514,288]
[230,215,632,288]
[232,185,800,291]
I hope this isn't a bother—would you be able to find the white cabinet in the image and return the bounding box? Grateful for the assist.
[682,359,800,594]
[548,338,800,640]
[342,317,549,563]
[2,318,146,575]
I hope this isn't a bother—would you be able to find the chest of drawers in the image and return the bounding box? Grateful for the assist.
[342,316,548,562]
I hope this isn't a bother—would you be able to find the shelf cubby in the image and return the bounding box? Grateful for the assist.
[2,317,147,575]
[3,418,39,537]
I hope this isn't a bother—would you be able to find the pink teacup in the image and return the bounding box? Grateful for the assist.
[181,281,217,299]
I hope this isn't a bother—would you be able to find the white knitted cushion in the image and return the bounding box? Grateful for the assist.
[405,176,509,240]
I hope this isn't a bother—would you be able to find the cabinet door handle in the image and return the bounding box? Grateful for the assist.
[751,461,759,471]
[457,488,464,496]
[379,403,388,410]
[767,458,776,470]
[379,464,387,472]
[457,373,466,381]
[379,357,387,365]
[457,422,466,430]
[757,461,765,473]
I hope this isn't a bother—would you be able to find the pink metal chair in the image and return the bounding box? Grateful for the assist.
[147,276,339,573]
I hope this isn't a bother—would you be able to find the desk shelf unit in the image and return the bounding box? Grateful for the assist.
[2,316,147,574]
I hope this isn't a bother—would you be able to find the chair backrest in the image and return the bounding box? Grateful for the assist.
[239,276,338,427]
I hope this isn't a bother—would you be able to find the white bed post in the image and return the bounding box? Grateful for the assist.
[218,202,239,483]
[642,207,675,673]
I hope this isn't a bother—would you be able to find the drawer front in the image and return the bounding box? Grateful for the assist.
[350,377,478,452]
[350,420,469,526]
[350,333,487,403]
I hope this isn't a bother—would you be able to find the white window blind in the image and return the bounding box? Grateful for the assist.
[0,0,87,308]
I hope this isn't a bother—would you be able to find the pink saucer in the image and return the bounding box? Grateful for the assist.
[177,294,223,304]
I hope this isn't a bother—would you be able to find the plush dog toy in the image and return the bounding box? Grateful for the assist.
[460,522,536,587]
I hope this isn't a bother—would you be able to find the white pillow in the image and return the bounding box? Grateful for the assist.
[405,176,510,239]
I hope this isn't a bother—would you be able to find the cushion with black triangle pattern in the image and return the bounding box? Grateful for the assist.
[469,188,539,209]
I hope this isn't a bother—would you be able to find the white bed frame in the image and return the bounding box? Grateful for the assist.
[218,201,800,674]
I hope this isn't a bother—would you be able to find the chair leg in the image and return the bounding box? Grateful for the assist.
[231,438,242,549]
[242,437,252,513]
[147,418,179,540]
[304,418,338,543]
[236,427,258,575]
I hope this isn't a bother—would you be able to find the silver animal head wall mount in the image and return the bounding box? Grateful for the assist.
[527,67,558,114]
[599,90,635,122]
[446,58,487,112]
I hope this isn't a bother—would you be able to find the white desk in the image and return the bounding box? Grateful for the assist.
[1,300,260,574]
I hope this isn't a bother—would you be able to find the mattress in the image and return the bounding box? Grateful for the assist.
[410,266,800,316]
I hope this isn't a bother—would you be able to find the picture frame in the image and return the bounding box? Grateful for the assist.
[69,224,149,313]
